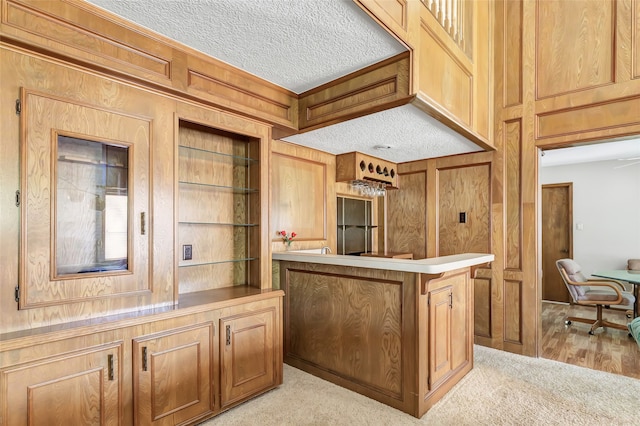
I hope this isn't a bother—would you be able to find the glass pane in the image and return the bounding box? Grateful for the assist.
[56,135,129,275]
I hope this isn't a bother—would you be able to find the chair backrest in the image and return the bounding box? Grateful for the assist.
[556,258,589,302]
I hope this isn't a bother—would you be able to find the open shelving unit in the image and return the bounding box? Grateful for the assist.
[177,120,263,295]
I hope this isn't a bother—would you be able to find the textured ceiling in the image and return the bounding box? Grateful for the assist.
[86,0,484,162]
[285,104,483,163]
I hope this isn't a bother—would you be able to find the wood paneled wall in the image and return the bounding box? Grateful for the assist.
[534,0,640,147]
[270,141,335,253]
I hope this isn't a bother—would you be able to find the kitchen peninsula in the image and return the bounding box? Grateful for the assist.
[272,252,494,418]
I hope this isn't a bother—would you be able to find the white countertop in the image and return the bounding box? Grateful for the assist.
[272,251,494,274]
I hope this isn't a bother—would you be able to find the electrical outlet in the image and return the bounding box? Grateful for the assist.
[183,244,192,260]
[459,212,467,223]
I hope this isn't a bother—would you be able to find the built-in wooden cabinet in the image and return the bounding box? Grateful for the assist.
[0,292,283,425]
[133,323,214,425]
[19,89,151,309]
[1,342,122,426]
[1,7,280,423]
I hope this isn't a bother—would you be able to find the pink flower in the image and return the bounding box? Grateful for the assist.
[291,232,297,238]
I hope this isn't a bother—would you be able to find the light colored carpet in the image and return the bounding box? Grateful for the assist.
[203,345,640,425]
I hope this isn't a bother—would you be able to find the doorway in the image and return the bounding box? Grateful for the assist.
[541,183,572,303]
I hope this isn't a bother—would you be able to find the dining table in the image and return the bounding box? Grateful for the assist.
[592,270,640,318]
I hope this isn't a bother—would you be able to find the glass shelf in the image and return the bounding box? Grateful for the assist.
[178,145,257,166]
[179,257,257,268]
[178,221,258,227]
[178,180,258,193]
[58,156,128,169]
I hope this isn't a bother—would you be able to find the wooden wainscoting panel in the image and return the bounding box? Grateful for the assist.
[536,0,615,99]
[417,17,473,126]
[272,153,327,243]
[386,170,427,259]
[438,165,491,257]
[503,278,523,344]
[504,119,522,270]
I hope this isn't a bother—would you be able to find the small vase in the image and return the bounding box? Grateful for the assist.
[285,243,292,251]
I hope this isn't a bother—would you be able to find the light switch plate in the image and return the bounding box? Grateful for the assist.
[183,244,192,260]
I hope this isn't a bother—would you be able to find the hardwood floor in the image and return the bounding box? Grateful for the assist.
[541,301,639,379]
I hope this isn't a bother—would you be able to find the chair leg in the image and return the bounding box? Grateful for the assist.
[564,304,629,335]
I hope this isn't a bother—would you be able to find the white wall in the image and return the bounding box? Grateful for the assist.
[541,160,640,278]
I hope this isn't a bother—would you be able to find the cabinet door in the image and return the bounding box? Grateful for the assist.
[427,272,470,390]
[220,308,277,407]
[0,343,122,426]
[20,89,150,308]
[428,285,453,388]
[133,323,214,425]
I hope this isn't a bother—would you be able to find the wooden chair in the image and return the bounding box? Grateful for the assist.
[556,259,636,335]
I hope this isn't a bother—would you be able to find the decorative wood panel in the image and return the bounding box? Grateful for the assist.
[438,165,491,256]
[3,0,172,82]
[473,275,492,338]
[504,119,522,270]
[504,0,523,107]
[386,170,427,259]
[358,0,408,34]
[536,0,615,99]
[503,279,523,344]
[272,153,327,244]
[186,57,295,126]
[536,95,640,142]
[283,266,406,400]
[418,18,473,126]
[298,53,411,131]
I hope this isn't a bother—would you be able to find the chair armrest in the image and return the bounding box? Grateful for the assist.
[588,278,626,291]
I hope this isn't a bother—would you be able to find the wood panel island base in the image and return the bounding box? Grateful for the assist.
[273,252,494,418]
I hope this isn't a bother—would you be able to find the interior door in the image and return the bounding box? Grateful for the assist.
[541,183,573,303]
